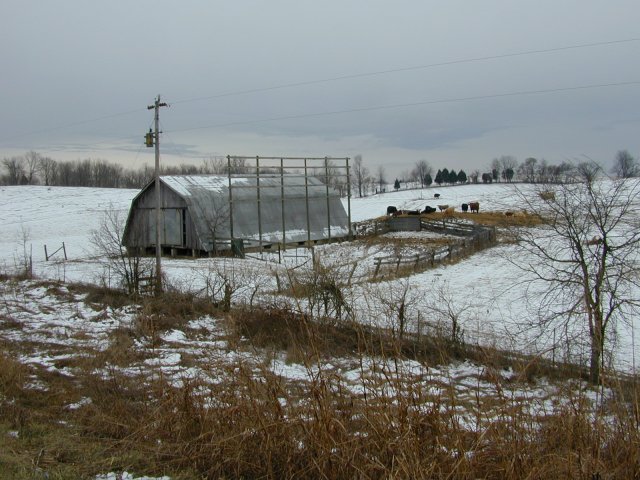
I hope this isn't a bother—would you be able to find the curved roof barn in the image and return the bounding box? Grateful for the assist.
[122,174,350,256]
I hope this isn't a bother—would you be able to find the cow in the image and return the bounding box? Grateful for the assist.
[461,203,469,212]
[444,206,455,215]
[406,209,421,215]
[539,191,555,201]
[422,206,437,214]
[386,206,398,215]
[437,204,449,212]
[434,193,441,199]
[469,201,480,213]
[586,236,603,246]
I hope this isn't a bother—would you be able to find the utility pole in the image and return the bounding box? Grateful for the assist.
[146,95,168,295]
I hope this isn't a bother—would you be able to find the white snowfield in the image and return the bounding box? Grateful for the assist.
[0,182,638,373]
[1,181,638,480]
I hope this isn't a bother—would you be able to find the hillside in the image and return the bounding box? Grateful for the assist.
[1,182,639,478]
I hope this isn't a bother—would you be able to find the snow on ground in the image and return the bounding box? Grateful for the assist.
[95,473,170,480]
[0,183,638,372]
[0,185,137,270]
[1,184,630,480]
[349,183,525,221]
[0,278,596,427]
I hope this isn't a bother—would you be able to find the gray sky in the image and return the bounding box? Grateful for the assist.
[1,1,639,178]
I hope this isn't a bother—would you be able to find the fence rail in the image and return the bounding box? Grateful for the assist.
[336,217,496,283]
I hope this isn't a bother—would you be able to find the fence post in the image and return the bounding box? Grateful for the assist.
[348,262,358,285]
[373,258,381,278]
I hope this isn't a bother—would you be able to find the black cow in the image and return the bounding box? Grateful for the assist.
[461,203,469,212]
[422,206,437,214]
[386,206,398,215]
[434,193,441,199]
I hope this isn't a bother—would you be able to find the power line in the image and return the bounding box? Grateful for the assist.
[2,36,638,146]
[169,80,640,134]
[170,37,640,105]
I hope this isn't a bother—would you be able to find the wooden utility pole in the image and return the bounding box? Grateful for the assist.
[147,95,168,295]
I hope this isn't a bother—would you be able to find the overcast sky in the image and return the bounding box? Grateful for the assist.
[1,1,639,178]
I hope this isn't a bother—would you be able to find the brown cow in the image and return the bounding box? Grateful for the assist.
[539,191,555,201]
[469,201,480,213]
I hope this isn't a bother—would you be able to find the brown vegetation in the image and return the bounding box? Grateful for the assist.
[1,277,639,479]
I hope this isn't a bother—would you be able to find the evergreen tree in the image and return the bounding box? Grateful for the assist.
[394,178,400,190]
[441,168,449,184]
[457,170,467,184]
[448,169,458,184]
[424,173,433,186]
[504,168,515,182]
[434,169,443,185]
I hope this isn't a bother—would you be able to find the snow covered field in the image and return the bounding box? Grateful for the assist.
[2,182,638,478]
[0,182,638,373]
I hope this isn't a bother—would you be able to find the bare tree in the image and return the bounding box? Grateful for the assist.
[24,151,41,185]
[411,159,431,188]
[91,207,153,295]
[2,156,25,185]
[518,157,537,183]
[427,281,472,344]
[193,197,231,254]
[611,149,638,179]
[490,158,502,183]
[514,166,640,383]
[369,279,419,341]
[352,154,369,198]
[375,165,386,193]
[38,156,58,186]
[535,158,549,183]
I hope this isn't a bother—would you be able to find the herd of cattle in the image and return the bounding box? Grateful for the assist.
[386,194,480,217]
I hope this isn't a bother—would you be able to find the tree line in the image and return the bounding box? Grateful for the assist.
[360,150,638,197]
[2,149,637,195]
[0,153,256,188]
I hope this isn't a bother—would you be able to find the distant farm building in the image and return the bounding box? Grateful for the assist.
[122,173,351,256]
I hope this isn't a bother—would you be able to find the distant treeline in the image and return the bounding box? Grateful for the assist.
[0,153,255,189]
[1,150,636,193]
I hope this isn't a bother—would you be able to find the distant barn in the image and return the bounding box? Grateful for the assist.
[122,174,351,256]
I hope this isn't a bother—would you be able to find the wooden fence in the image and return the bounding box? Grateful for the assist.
[337,217,496,283]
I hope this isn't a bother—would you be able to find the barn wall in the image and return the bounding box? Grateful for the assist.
[135,183,187,209]
[227,178,349,246]
[124,175,351,255]
[123,183,203,251]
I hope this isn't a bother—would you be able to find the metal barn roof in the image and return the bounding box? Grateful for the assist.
[160,174,350,251]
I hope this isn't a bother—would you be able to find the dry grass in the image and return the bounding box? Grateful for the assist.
[432,210,545,227]
[2,278,640,479]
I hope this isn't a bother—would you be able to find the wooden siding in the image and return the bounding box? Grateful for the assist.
[123,182,202,251]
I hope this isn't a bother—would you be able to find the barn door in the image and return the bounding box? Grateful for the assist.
[163,209,182,246]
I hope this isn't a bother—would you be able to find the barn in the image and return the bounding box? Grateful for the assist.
[122,174,351,256]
